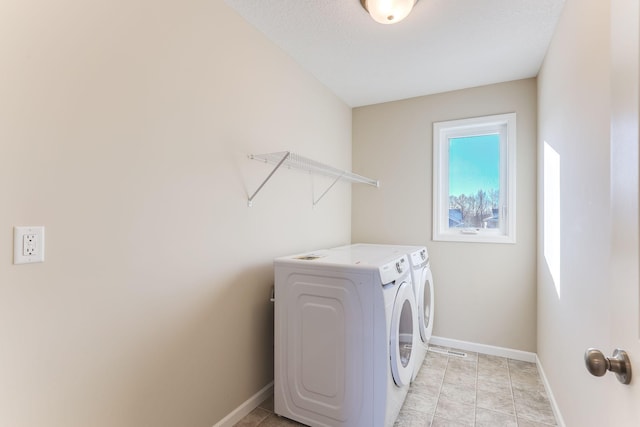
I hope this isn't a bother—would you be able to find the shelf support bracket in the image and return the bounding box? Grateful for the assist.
[313,172,345,207]
[248,151,291,207]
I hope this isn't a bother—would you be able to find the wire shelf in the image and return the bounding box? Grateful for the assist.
[248,151,379,207]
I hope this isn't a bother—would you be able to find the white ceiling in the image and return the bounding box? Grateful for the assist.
[225,0,565,107]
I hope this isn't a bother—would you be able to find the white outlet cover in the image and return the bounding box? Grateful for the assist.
[14,226,45,264]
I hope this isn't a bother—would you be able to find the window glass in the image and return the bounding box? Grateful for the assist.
[448,134,500,229]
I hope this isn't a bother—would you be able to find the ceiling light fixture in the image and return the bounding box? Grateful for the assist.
[360,0,418,25]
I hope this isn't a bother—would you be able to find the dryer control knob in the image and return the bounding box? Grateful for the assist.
[395,262,402,273]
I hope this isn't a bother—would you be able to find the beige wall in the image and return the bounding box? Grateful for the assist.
[537,0,612,425]
[352,79,538,352]
[0,1,352,426]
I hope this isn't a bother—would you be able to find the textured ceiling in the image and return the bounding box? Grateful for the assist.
[225,0,565,107]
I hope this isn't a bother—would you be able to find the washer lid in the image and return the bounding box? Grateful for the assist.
[390,280,416,387]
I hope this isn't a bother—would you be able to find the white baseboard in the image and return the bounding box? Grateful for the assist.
[536,355,566,427]
[212,381,274,427]
[430,336,537,363]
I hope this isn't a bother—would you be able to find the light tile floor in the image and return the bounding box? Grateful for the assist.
[234,345,558,427]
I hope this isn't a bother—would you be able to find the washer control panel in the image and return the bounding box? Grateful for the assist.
[380,255,409,285]
[409,248,429,266]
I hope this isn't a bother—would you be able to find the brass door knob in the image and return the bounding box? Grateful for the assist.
[584,348,632,385]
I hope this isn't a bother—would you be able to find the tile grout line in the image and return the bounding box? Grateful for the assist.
[254,404,273,426]
[473,354,479,427]
[507,358,520,427]
[429,351,448,426]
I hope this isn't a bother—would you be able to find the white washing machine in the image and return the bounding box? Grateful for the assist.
[332,244,434,380]
[274,247,418,427]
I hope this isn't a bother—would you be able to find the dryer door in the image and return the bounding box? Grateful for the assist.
[418,266,434,343]
[390,280,416,387]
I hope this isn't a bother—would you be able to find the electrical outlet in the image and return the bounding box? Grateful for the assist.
[14,226,45,264]
[23,234,37,255]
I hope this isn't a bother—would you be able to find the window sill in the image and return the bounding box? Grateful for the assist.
[433,230,516,244]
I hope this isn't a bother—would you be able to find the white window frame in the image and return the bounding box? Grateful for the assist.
[432,113,516,244]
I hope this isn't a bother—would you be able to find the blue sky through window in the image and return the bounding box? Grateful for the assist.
[449,134,500,196]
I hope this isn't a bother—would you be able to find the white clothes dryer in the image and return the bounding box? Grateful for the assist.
[274,247,418,427]
[332,244,434,381]
[403,246,434,379]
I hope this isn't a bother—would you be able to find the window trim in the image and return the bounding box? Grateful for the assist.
[432,113,516,244]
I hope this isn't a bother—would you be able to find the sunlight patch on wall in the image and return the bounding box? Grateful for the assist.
[544,141,561,299]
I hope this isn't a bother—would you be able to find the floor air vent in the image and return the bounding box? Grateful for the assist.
[428,347,467,358]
